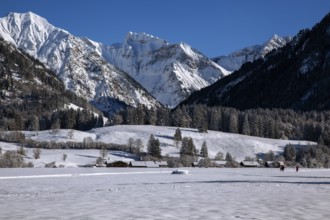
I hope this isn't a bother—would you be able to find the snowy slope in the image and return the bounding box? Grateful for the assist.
[0,12,160,113]
[213,35,292,72]
[0,125,313,167]
[102,32,230,107]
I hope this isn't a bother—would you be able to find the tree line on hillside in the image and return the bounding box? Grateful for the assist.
[111,105,330,146]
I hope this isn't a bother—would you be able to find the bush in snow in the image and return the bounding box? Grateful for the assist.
[17,146,27,156]
[33,148,41,159]
[45,161,56,168]
[0,151,25,168]
[63,153,67,162]
[96,157,105,166]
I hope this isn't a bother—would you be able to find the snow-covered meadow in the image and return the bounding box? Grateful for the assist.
[0,168,329,219]
[6,125,315,167]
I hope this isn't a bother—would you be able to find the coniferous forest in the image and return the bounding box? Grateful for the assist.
[111,105,330,146]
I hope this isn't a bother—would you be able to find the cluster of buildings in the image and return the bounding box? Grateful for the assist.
[103,160,285,168]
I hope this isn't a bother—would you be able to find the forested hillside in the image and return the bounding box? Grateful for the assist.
[183,13,330,111]
[0,38,103,131]
[111,105,330,146]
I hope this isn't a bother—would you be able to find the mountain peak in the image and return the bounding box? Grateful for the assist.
[213,34,291,72]
[5,11,52,27]
[125,31,167,46]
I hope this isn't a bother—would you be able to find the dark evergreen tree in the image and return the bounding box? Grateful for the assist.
[283,144,296,161]
[241,114,250,135]
[173,127,182,148]
[147,134,161,158]
[200,141,208,158]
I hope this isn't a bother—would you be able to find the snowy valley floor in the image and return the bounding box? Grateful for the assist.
[0,168,329,219]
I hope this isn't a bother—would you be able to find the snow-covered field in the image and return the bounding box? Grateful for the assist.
[0,168,329,219]
[8,125,315,167]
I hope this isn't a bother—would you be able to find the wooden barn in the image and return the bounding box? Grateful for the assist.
[106,161,129,167]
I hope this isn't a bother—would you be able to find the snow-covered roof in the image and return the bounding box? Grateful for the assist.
[129,161,167,168]
[240,161,260,167]
[130,161,147,167]
[214,160,227,165]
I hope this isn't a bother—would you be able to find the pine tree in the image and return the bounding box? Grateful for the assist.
[225,152,233,162]
[127,137,135,153]
[284,144,296,161]
[174,127,182,148]
[29,115,40,131]
[147,134,161,158]
[242,114,250,135]
[229,113,238,134]
[180,137,196,156]
[200,141,208,158]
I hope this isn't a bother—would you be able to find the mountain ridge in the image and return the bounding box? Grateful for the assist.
[0,12,161,114]
[0,12,232,109]
[212,34,292,72]
[182,13,330,111]
[102,31,230,107]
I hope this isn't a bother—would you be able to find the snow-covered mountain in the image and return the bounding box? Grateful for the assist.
[102,32,230,107]
[213,35,292,72]
[0,12,230,109]
[0,12,160,113]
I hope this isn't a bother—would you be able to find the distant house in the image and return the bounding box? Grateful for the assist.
[129,161,168,168]
[240,161,260,167]
[156,161,168,168]
[106,161,129,167]
[212,160,227,167]
[265,161,284,168]
[265,161,274,167]
[275,161,285,168]
[130,161,147,168]
[145,161,159,168]
[191,162,199,167]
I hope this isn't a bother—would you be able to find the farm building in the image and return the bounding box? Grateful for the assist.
[129,161,168,168]
[265,161,285,168]
[240,161,260,167]
[106,161,129,167]
[212,160,227,167]
[156,161,168,167]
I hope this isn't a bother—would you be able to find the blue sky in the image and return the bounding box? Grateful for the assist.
[1,0,329,57]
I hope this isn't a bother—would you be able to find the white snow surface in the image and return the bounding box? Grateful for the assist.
[0,125,314,168]
[0,168,329,219]
[214,35,292,72]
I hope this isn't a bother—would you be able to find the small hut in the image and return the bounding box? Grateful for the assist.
[129,161,147,168]
[156,161,168,167]
[212,160,227,167]
[240,161,260,167]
